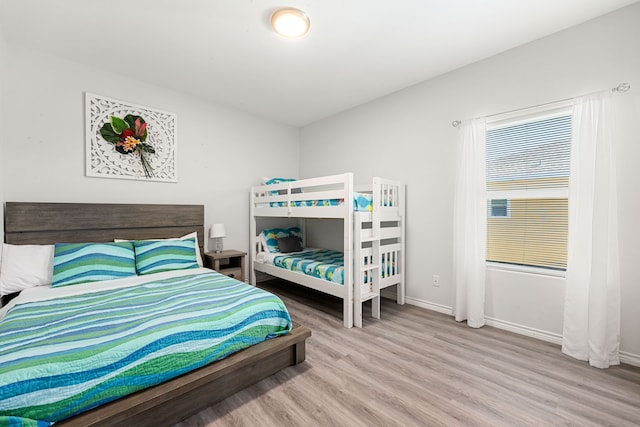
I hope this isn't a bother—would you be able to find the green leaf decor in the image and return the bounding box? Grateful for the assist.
[99,114,154,178]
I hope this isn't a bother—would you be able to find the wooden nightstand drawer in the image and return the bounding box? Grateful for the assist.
[221,267,242,280]
[204,250,247,282]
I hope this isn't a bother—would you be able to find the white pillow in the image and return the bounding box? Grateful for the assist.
[116,232,203,267]
[258,232,268,253]
[0,243,54,295]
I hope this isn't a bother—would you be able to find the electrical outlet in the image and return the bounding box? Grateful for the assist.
[432,275,440,287]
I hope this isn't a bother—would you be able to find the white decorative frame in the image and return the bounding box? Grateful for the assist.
[85,93,178,182]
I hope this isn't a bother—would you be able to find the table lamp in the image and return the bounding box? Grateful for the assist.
[210,223,226,253]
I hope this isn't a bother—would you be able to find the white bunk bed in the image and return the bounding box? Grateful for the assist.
[249,173,405,328]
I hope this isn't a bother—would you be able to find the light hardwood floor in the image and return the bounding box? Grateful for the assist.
[175,279,640,427]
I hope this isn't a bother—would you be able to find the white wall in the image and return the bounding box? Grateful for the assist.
[2,45,300,255]
[300,4,640,359]
[0,26,6,243]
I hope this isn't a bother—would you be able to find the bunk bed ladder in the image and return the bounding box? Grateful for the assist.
[353,182,383,328]
[354,216,381,328]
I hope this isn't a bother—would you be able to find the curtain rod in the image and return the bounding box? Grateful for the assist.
[451,82,631,128]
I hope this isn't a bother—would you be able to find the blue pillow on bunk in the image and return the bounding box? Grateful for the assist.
[287,226,303,242]
[353,193,373,212]
[264,177,302,195]
[263,227,303,253]
[264,177,296,185]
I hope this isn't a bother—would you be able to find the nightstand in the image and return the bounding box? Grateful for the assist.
[204,250,246,282]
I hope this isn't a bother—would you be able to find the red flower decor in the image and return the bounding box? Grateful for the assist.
[99,115,155,178]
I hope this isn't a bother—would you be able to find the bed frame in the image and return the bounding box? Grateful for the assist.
[249,173,405,328]
[3,202,311,427]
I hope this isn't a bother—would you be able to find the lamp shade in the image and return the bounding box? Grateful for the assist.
[210,223,226,239]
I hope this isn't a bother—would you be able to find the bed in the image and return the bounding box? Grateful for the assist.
[1,202,310,426]
[257,247,346,284]
[250,173,405,328]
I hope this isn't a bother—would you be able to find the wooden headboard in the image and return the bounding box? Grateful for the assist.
[4,202,204,249]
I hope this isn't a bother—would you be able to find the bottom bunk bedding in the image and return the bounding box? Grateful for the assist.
[270,249,345,284]
[0,268,292,426]
[257,249,398,285]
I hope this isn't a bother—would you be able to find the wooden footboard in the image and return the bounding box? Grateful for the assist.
[57,324,311,427]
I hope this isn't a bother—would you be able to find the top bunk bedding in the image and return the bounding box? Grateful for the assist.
[265,191,374,212]
[0,267,292,425]
[250,174,403,219]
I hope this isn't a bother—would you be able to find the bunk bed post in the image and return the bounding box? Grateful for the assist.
[344,173,354,328]
[398,182,406,305]
[249,189,257,286]
[371,178,382,320]
[354,215,363,328]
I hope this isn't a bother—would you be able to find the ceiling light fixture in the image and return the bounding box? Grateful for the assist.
[271,7,310,38]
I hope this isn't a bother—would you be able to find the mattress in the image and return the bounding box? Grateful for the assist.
[0,268,291,425]
[260,249,345,285]
[268,192,374,212]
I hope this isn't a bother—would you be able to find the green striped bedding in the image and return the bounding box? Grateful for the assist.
[0,270,292,425]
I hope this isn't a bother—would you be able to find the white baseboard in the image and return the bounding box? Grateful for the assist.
[483,316,563,345]
[404,297,640,367]
[620,351,640,367]
[404,296,452,315]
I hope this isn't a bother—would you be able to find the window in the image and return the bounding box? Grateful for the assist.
[489,199,510,218]
[486,108,572,271]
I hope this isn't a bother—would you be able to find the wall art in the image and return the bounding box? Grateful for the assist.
[86,93,177,182]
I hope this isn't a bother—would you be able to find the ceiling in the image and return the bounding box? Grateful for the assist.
[0,0,636,127]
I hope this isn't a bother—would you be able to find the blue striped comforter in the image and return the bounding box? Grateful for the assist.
[0,270,292,425]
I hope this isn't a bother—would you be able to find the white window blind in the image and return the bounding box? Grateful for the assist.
[486,111,572,271]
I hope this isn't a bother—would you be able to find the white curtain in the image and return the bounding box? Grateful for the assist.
[453,119,487,328]
[562,91,620,368]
